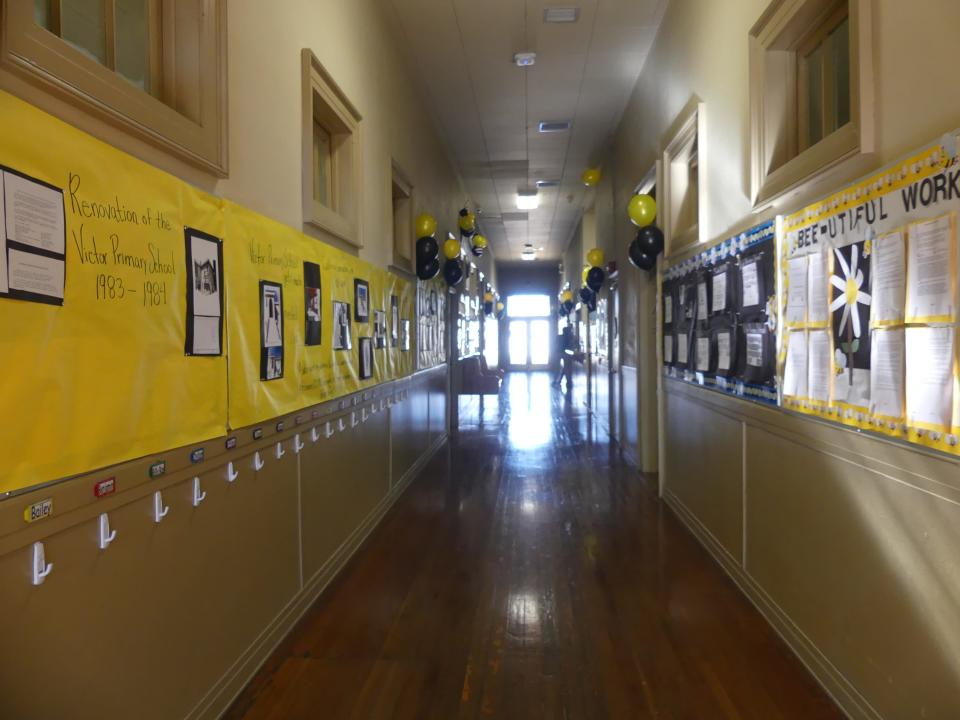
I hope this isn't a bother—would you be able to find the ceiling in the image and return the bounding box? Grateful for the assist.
[384,0,666,262]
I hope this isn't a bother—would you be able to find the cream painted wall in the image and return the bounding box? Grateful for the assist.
[603,0,960,716]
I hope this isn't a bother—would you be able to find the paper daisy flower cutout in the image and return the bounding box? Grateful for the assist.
[830,244,872,340]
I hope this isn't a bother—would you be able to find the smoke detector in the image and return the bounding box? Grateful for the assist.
[513,52,537,67]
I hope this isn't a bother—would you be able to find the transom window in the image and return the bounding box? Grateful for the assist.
[507,294,550,318]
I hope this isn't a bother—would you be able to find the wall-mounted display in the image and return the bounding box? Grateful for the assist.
[400,319,410,351]
[354,278,369,322]
[185,229,224,356]
[374,309,387,348]
[259,281,283,380]
[359,336,373,380]
[304,261,321,346]
[333,300,352,350]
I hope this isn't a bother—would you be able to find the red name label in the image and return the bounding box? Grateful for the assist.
[94,477,116,498]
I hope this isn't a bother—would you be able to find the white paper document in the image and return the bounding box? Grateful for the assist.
[7,248,64,299]
[807,250,829,325]
[663,335,673,363]
[697,281,708,320]
[3,171,65,254]
[664,295,672,324]
[906,215,954,321]
[807,330,832,403]
[870,231,905,326]
[717,332,731,371]
[870,328,905,420]
[786,255,808,325]
[192,315,221,355]
[905,326,954,429]
[696,337,710,371]
[783,331,808,398]
[746,332,764,367]
[677,336,688,365]
[711,271,727,313]
[741,261,760,308]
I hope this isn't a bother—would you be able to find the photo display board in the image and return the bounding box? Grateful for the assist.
[663,220,778,405]
[780,133,960,456]
[0,91,417,494]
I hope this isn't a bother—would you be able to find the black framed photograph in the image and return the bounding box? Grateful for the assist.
[184,228,224,356]
[358,336,373,380]
[400,319,410,351]
[354,279,369,322]
[259,280,284,380]
[304,261,321,346]
[333,300,352,350]
[374,309,387,348]
[390,295,399,346]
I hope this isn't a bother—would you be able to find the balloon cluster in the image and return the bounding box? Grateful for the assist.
[442,233,464,289]
[574,248,605,313]
[415,214,440,280]
[457,207,488,258]
[557,285,574,317]
[626,194,664,271]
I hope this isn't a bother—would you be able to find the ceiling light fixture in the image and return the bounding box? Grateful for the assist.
[538,120,571,133]
[513,52,537,67]
[544,7,580,23]
[536,180,559,188]
[521,244,536,261]
[516,190,539,210]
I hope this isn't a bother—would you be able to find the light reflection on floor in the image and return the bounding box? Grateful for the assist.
[506,372,553,449]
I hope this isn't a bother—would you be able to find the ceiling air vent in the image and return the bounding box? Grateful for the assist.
[538,120,571,133]
[536,180,559,188]
[543,7,579,23]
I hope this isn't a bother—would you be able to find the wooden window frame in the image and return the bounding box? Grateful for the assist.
[749,0,873,207]
[301,49,362,248]
[390,160,414,273]
[0,0,228,175]
[661,98,706,256]
[796,4,848,153]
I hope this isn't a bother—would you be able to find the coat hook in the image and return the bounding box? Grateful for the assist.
[310,426,320,443]
[192,477,207,507]
[380,398,387,411]
[325,421,335,439]
[337,417,346,432]
[361,407,368,422]
[98,513,118,550]
[153,491,169,523]
[32,541,53,585]
[294,433,305,453]
[351,411,359,428]
[226,461,239,483]
[253,451,265,471]
[275,441,286,459]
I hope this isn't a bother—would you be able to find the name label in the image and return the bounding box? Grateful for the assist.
[93,477,116,498]
[190,448,205,464]
[149,461,166,478]
[24,498,53,523]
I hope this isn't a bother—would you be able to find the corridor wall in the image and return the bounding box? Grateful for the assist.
[604,1,960,718]
[0,1,467,718]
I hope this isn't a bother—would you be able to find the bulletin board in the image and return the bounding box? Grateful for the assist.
[417,277,447,369]
[0,92,228,493]
[779,132,960,456]
[0,91,419,495]
[663,220,779,405]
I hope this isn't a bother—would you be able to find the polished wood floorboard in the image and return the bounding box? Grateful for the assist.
[225,372,842,720]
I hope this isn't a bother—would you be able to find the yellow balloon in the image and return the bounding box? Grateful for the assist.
[495,301,505,312]
[582,168,601,187]
[415,213,437,238]
[587,248,605,268]
[473,234,488,248]
[458,212,476,232]
[443,237,461,260]
[581,265,591,285]
[483,292,494,303]
[627,194,657,227]
[560,290,573,303]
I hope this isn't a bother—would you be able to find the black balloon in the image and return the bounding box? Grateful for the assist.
[496,308,506,320]
[586,266,605,292]
[484,301,494,316]
[587,296,597,313]
[443,258,464,286]
[417,256,441,280]
[627,239,655,270]
[579,286,594,304]
[562,299,574,315]
[636,224,665,255]
[416,235,439,260]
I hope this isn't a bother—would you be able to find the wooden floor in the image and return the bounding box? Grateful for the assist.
[225,372,842,719]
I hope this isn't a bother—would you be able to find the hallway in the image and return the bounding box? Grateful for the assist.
[226,373,841,719]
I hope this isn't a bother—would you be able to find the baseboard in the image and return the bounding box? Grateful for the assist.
[662,491,881,720]
[187,432,448,720]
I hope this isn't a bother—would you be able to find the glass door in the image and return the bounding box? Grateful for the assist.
[508,320,529,366]
[506,294,552,369]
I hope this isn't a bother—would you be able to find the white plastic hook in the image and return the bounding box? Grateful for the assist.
[226,461,239,483]
[361,407,368,423]
[380,398,387,411]
[351,411,359,428]
[337,417,346,432]
[192,477,207,507]
[325,421,335,439]
[294,434,305,453]
[32,542,53,585]
[153,491,169,523]
[311,426,320,443]
[98,513,117,550]
[275,441,286,459]
[253,451,265,471]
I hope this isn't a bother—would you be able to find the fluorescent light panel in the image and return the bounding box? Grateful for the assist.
[544,7,579,23]
[538,121,571,133]
[516,192,539,210]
